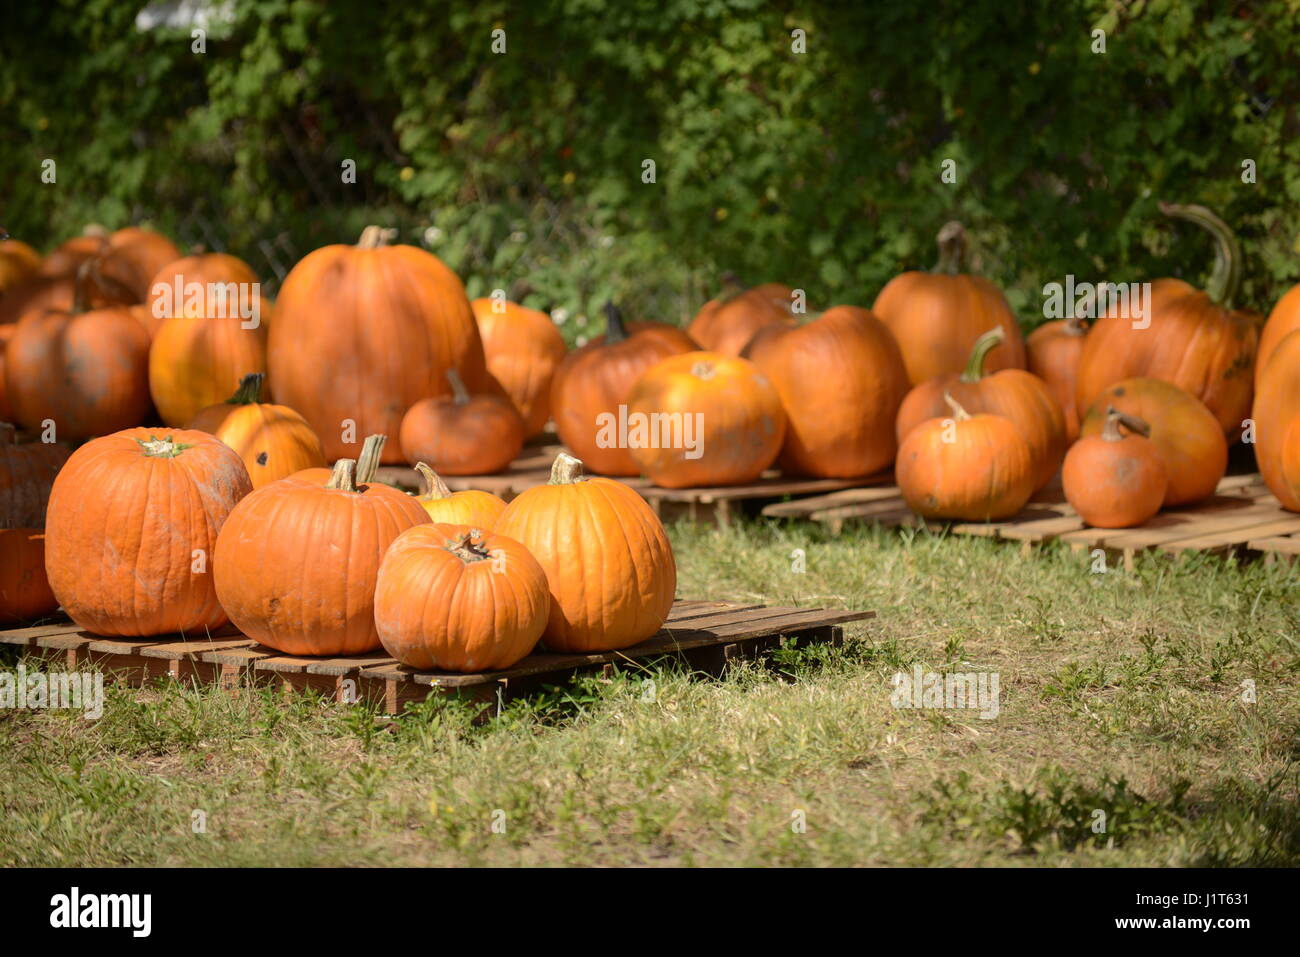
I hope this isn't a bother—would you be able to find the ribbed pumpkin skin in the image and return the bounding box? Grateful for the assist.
[743,306,909,479]
[687,283,795,356]
[95,227,182,303]
[213,476,428,656]
[1075,279,1257,438]
[1253,329,1300,511]
[1063,428,1167,528]
[6,304,152,439]
[150,318,268,427]
[412,468,508,529]
[471,298,567,436]
[400,392,524,475]
[1078,378,1226,507]
[375,523,549,672]
[268,236,493,463]
[495,467,676,653]
[1256,283,1300,390]
[626,351,786,488]
[188,400,325,489]
[0,425,70,527]
[44,429,253,636]
[550,319,697,475]
[873,273,1026,386]
[1026,319,1087,441]
[0,239,41,294]
[896,413,1035,521]
[0,530,58,623]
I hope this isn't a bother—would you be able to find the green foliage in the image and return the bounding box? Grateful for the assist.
[3,0,1299,337]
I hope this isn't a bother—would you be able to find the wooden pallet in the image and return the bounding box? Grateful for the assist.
[762,472,1300,568]
[0,600,874,714]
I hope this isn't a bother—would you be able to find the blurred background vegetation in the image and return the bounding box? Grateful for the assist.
[3,0,1298,343]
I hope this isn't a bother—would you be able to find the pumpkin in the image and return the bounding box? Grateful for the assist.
[1078,378,1226,507]
[687,278,796,356]
[872,221,1027,385]
[0,238,42,294]
[1074,204,1258,439]
[0,422,70,527]
[550,303,697,475]
[400,369,525,475]
[93,226,182,303]
[495,452,676,653]
[187,373,326,488]
[625,351,786,487]
[0,325,14,421]
[1026,314,1088,441]
[39,226,109,278]
[0,530,58,624]
[471,297,567,436]
[895,327,1067,490]
[412,462,507,528]
[1063,407,1167,528]
[742,305,909,479]
[896,393,1035,521]
[212,435,429,656]
[128,303,166,340]
[374,523,549,672]
[5,274,152,440]
[1256,282,1300,390]
[44,429,252,636]
[1252,328,1300,511]
[147,253,269,426]
[268,225,495,463]
[0,275,77,325]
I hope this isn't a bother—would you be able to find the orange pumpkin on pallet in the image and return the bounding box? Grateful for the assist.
[743,305,909,479]
[401,369,525,475]
[896,393,1035,522]
[44,429,253,636]
[0,530,58,624]
[1256,282,1300,390]
[471,297,567,436]
[1252,328,1300,511]
[1078,378,1226,507]
[1063,408,1167,528]
[495,452,676,653]
[375,523,549,672]
[411,462,507,528]
[873,221,1026,386]
[213,435,429,656]
[626,351,785,488]
[896,327,1067,490]
[687,278,795,356]
[1074,204,1258,439]
[1026,314,1088,441]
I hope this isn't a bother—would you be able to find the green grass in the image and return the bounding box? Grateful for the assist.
[2,519,1298,866]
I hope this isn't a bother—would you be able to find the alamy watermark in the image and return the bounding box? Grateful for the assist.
[0,665,104,720]
[150,277,261,329]
[891,666,1000,719]
[1042,275,1153,329]
[595,405,704,459]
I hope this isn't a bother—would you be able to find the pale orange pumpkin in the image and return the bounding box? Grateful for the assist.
[471,297,567,436]
[411,462,507,528]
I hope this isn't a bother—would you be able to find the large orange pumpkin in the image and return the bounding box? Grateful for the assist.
[187,373,326,488]
[1063,408,1167,528]
[375,523,549,672]
[0,238,42,294]
[742,305,909,479]
[1256,283,1300,390]
[213,445,429,656]
[687,278,796,356]
[268,225,494,463]
[471,297,567,436]
[896,394,1035,521]
[400,369,525,475]
[626,351,786,487]
[495,452,676,653]
[896,327,1067,490]
[1252,328,1300,511]
[93,226,182,303]
[1078,377,1226,507]
[872,221,1027,385]
[5,281,152,440]
[550,303,697,475]
[1074,204,1258,439]
[0,423,70,527]
[0,530,58,624]
[1026,314,1088,441]
[44,429,252,636]
[412,462,507,528]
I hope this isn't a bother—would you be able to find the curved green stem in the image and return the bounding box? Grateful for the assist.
[1158,202,1241,308]
[960,327,1004,383]
[226,373,265,405]
[932,221,966,275]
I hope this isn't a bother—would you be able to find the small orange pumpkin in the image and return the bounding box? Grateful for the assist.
[0,530,58,624]
[687,278,796,356]
[39,227,108,279]
[93,226,182,303]
[400,369,525,475]
[374,523,550,672]
[471,297,567,436]
[896,393,1035,521]
[411,462,507,528]
[1026,314,1088,440]
[1063,407,1167,528]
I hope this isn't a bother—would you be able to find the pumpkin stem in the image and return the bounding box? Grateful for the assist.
[355,434,387,484]
[444,529,493,564]
[414,461,452,500]
[446,368,470,405]
[136,434,193,458]
[691,359,716,380]
[960,327,1004,382]
[932,221,966,275]
[83,224,109,239]
[356,225,396,249]
[602,301,630,343]
[71,259,95,314]
[1158,202,1242,308]
[1063,314,1087,336]
[549,451,586,485]
[942,391,972,422]
[226,372,265,405]
[326,459,358,492]
[1102,405,1151,441]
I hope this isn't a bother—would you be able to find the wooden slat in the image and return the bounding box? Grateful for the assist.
[1249,533,1300,556]
[1088,502,1283,551]
[139,638,258,659]
[762,484,901,519]
[0,622,83,646]
[1161,515,1300,553]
